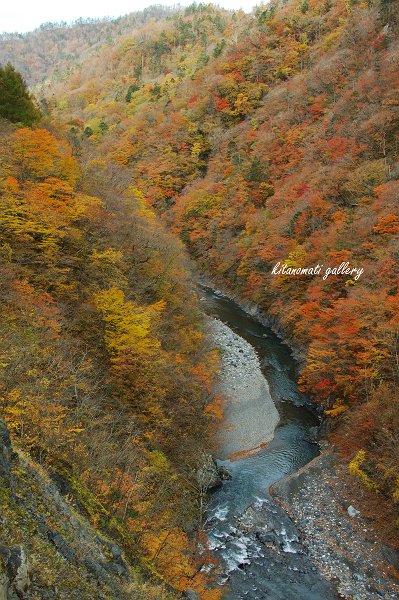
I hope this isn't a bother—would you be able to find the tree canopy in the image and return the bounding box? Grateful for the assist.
[0,63,41,125]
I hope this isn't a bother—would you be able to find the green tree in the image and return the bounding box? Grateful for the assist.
[125,83,140,102]
[0,63,41,126]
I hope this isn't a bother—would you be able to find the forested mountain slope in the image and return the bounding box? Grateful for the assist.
[0,6,176,85]
[1,0,398,553]
[0,117,220,595]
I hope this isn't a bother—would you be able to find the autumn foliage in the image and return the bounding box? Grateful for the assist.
[16,0,397,524]
[1,0,399,577]
[0,123,220,593]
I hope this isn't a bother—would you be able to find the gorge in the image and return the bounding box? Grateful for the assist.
[0,0,398,597]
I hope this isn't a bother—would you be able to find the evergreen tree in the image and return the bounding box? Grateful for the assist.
[0,63,41,126]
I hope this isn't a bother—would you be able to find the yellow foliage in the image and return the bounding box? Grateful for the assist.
[349,450,379,491]
[142,526,197,588]
[191,140,203,158]
[127,187,157,221]
[94,287,164,355]
[89,248,128,289]
[10,128,80,185]
[324,398,348,417]
[393,477,399,503]
[231,93,253,116]
[148,449,170,472]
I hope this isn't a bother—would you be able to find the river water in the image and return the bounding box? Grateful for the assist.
[200,287,340,600]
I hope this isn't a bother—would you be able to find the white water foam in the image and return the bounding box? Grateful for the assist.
[281,527,299,553]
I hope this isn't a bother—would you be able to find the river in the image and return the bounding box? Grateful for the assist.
[200,286,340,600]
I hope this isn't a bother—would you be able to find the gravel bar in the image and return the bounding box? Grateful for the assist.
[272,451,399,600]
[208,317,280,461]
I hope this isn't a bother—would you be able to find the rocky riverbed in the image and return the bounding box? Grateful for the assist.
[201,289,399,599]
[207,317,280,461]
[272,451,399,600]
[203,307,338,598]
[205,492,340,599]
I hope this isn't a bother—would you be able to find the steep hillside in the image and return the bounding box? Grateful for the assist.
[17,0,398,532]
[1,0,398,555]
[0,417,172,599]
[0,115,222,596]
[0,6,175,86]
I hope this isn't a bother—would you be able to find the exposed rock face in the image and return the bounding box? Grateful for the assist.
[218,464,232,481]
[0,419,12,483]
[0,421,29,600]
[0,418,170,599]
[197,453,232,491]
[0,545,30,600]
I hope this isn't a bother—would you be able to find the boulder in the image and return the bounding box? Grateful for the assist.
[256,531,277,546]
[197,453,222,491]
[347,505,360,518]
[307,426,320,443]
[218,464,232,481]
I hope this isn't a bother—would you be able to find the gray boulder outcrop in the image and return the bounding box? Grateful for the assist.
[197,453,232,491]
[197,453,223,491]
[0,545,30,600]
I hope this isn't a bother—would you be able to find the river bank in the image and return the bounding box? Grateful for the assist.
[201,284,399,599]
[272,451,399,600]
[198,276,307,371]
[201,289,338,599]
[207,317,279,460]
